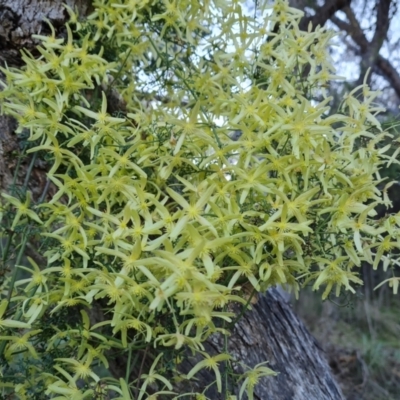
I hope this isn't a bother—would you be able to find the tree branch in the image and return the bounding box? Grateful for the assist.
[299,0,352,31]
[371,0,392,51]
[348,0,392,84]
[376,56,400,99]
[341,7,368,49]
[331,13,400,99]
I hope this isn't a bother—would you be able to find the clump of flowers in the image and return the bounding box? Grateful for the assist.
[0,0,398,397]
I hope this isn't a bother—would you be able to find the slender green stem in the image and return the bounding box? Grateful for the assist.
[228,287,257,329]
[134,345,149,400]
[147,35,223,148]
[175,69,223,149]
[6,233,28,304]
[165,298,180,329]
[126,345,133,382]
[222,315,230,399]
[2,141,38,287]
[107,48,133,97]
[23,151,38,189]
[38,179,50,204]
[275,133,290,159]
[0,234,29,359]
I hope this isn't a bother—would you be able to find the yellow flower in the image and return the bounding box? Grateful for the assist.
[1,191,42,229]
[187,352,231,393]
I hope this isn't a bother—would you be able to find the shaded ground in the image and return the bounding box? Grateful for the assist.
[293,289,400,400]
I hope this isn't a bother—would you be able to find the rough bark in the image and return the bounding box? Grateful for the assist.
[0,0,92,196]
[0,0,344,399]
[0,0,92,67]
[177,289,345,400]
[104,289,344,399]
[0,114,18,192]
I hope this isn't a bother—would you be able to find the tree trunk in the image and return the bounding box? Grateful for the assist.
[177,289,344,399]
[0,1,344,399]
[90,290,345,399]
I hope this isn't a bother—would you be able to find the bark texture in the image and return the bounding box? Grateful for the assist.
[0,0,92,67]
[0,114,18,192]
[0,0,92,195]
[103,290,344,399]
[0,0,344,399]
[174,289,344,399]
